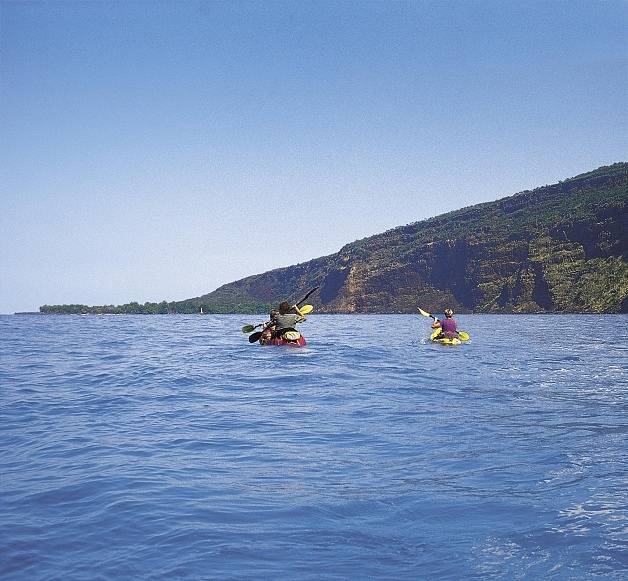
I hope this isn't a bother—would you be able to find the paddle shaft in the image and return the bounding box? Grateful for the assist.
[295,286,318,307]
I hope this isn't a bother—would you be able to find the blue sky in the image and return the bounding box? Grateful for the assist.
[1,0,626,313]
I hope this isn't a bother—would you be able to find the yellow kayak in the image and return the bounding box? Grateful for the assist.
[430,328,469,346]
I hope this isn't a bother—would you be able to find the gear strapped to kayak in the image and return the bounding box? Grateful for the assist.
[259,328,307,347]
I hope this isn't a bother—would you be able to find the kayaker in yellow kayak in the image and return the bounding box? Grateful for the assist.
[431,308,460,340]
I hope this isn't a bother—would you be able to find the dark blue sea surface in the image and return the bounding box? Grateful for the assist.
[1,314,627,580]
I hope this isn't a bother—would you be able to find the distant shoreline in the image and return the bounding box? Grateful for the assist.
[11,311,626,316]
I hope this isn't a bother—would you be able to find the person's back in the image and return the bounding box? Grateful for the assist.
[274,312,303,331]
[440,317,457,337]
[433,308,458,338]
[272,300,306,333]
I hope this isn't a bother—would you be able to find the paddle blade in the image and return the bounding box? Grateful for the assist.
[248,331,263,343]
[299,304,313,315]
[458,331,470,341]
[242,324,256,333]
[418,307,435,319]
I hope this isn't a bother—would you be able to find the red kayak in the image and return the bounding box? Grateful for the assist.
[259,328,307,347]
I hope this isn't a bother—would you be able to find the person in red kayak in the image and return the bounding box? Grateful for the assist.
[271,301,307,337]
[260,301,307,343]
[431,308,459,339]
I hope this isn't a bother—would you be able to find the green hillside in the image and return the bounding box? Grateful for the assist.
[41,163,628,314]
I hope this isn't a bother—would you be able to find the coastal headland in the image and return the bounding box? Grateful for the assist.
[40,163,628,315]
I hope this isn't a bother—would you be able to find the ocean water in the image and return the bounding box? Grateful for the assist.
[1,314,627,580]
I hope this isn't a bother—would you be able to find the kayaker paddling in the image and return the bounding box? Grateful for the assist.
[241,286,318,347]
[273,301,307,334]
[419,306,469,345]
[260,301,308,345]
[431,307,459,340]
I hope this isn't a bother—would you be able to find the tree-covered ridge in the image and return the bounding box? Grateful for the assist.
[40,162,628,314]
[39,299,273,315]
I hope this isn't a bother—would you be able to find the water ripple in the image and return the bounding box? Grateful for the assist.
[1,314,627,579]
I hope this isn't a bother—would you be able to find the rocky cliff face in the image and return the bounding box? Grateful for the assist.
[187,163,627,314]
[40,163,628,314]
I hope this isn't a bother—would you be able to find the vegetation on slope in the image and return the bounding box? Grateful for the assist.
[40,163,628,314]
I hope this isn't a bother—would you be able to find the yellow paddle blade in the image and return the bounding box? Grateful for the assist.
[418,307,433,318]
[299,304,314,314]
[458,331,470,341]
